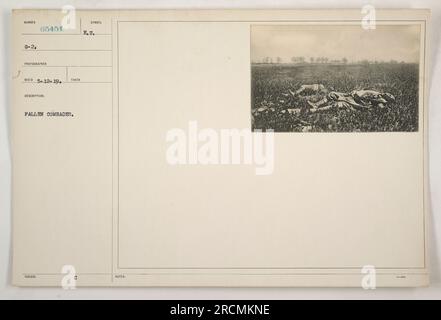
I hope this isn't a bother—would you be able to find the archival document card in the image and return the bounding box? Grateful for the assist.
[11,9,430,287]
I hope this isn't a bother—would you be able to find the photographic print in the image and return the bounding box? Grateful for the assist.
[251,25,421,132]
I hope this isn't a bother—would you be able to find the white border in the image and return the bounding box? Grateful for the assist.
[1,0,440,299]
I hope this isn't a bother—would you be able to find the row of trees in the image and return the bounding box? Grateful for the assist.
[256,57,408,65]
[259,56,349,64]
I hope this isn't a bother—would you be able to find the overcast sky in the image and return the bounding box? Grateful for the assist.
[251,25,421,63]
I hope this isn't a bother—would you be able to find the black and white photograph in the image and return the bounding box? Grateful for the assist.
[1,4,438,301]
[251,25,421,132]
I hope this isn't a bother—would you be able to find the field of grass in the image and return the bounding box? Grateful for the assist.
[251,63,419,132]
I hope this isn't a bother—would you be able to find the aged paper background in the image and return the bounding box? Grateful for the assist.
[6,7,431,289]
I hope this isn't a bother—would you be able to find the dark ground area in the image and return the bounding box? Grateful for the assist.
[251,63,419,132]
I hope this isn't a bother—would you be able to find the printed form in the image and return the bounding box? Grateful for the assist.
[11,9,430,287]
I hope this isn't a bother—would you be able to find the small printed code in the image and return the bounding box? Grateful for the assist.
[170,304,270,318]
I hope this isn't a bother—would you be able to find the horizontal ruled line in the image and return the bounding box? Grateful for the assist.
[22,65,112,67]
[22,49,111,52]
[21,33,111,36]
[21,81,112,84]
